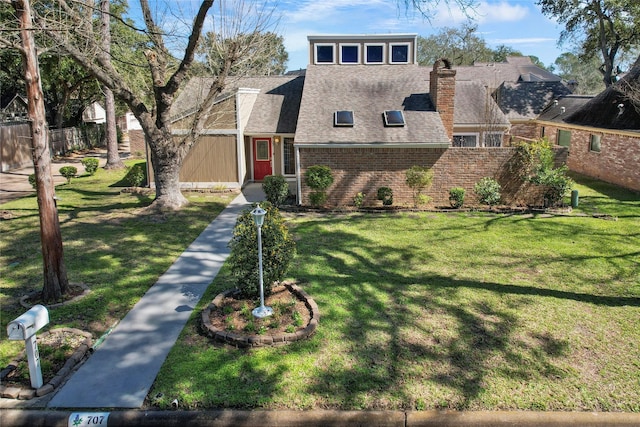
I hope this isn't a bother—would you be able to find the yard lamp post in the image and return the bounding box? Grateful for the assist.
[251,204,273,318]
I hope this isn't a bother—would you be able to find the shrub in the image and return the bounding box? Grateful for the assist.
[405,166,434,207]
[262,175,289,207]
[28,174,36,189]
[474,177,501,206]
[227,202,296,299]
[309,191,328,207]
[449,187,465,208]
[304,165,334,191]
[124,163,146,187]
[304,165,333,207]
[81,158,99,175]
[59,166,77,184]
[377,187,393,206]
[353,192,365,208]
[531,165,574,207]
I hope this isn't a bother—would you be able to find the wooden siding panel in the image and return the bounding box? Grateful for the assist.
[180,135,237,183]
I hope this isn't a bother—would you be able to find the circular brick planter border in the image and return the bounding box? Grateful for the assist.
[0,328,92,400]
[201,282,319,348]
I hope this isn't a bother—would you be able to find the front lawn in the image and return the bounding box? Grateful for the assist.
[0,161,235,369]
[152,174,639,411]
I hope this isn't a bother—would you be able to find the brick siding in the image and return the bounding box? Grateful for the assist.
[299,146,568,207]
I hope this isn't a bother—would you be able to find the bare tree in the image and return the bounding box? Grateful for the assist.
[8,0,69,302]
[30,0,276,210]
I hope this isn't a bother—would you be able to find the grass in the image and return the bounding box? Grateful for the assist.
[1,166,638,411]
[151,172,639,411]
[0,160,235,368]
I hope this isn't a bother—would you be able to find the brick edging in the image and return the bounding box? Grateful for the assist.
[0,328,92,400]
[201,282,319,348]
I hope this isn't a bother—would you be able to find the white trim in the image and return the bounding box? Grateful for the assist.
[308,34,417,41]
[171,129,238,136]
[364,43,385,64]
[235,92,244,185]
[294,142,450,149]
[339,43,361,64]
[314,43,336,64]
[452,133,480,147]
[295,145,301,205]
[389,42,411,64]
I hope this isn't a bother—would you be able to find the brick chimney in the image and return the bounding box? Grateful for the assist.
[430,58,456,141]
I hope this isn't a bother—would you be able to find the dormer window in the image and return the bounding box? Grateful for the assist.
[334,110,354,127]
[383,110,405,127]
[340,44,360,64]
[365,44,384,64]
[315,44,335,64]
[390,43,410,64]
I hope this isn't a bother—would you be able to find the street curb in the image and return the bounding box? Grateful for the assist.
[2,409,640,427]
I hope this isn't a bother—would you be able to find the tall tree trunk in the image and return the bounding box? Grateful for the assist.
[13,0,69,302]
[147,132,189,209]
[101,0,124,169]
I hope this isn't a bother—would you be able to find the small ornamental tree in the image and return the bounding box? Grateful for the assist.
[227,202,296,299]
[304,165,334,207]
[262,175,289,207]
[59,166,77,184]
[474,177,501,206]
[81,158,100,175]
[406,166,434,207]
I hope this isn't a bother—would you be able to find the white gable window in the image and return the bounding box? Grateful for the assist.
[484,132,503,147]
[390,43,410,64]
[452,133,478,147]
[365,43,385,64]
[315,44,335,64]
[340,44,360,64]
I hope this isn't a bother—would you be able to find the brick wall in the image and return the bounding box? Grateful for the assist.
[509,122,540,141]
[299,146,567,207]
[430,63,456,140]
[541,124,640,192]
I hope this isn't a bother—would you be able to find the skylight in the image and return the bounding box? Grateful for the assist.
[334,110,354,127]
[383,110,405,126]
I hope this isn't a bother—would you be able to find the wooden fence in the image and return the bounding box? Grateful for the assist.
[1,122,105,172]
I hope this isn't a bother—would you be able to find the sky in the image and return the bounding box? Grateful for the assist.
[274,0,567,71]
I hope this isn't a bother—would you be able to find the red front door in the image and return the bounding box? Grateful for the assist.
[253,138,272,180]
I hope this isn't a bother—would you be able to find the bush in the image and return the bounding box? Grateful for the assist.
[304,165,334,191]
[377,187,393,206]
[81,158,99,175]
[449,187,465,208]
[28,174,36,189]
[405,166,434,207]
[309,191,328,207]
[59,166,78,184]
[262,175,289,207]
[353,192,365,208]
[531,165,574,207]
[124,163,146,187]
[304,165,333,207]
[474,177,501,206]
[227,202,296,299]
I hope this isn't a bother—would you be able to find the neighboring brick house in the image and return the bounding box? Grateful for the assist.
[169,34,573,206]
[518,63,640,192]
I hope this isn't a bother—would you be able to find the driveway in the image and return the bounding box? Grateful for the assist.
[0,149,115,204]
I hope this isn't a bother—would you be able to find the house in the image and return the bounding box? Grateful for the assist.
[82,101,106,124]
[530,66,640,192]
[167,34,571,206]
[0,94,28,123]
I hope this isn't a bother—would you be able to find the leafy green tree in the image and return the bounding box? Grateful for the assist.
[417,23,494,66]
[537,0,640,87]
[553,51,605,94]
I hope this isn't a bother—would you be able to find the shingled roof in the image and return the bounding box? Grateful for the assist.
[454,81,510,126]
[456,56,562,89]
[496,81,573,121]
[295,64,450,145]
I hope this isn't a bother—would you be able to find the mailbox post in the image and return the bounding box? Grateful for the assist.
[7,305,49,389]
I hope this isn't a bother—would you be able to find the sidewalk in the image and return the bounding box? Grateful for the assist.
[45,184,265,408]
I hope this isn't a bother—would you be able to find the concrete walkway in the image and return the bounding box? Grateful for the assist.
[46,184,265,409]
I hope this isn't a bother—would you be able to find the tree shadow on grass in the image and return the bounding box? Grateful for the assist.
[291,215,638,410]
